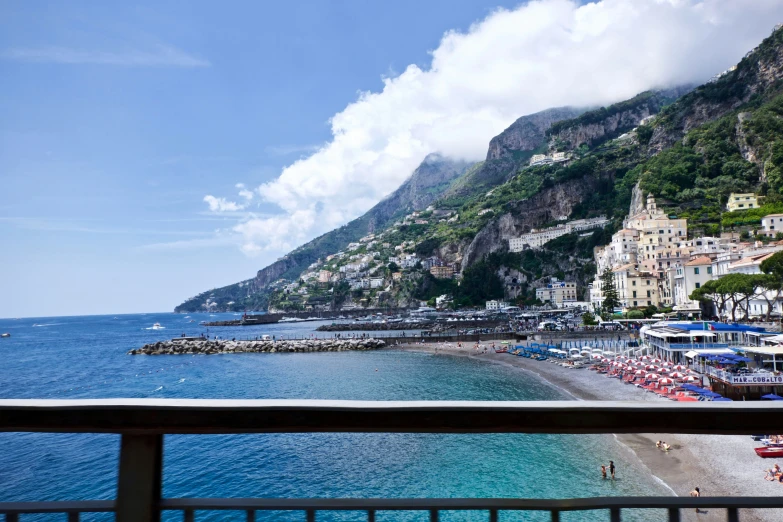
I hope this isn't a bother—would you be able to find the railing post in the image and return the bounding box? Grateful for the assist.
[668,508,680,522]
[727,507,739,522]
[610,507,621,522]
[116,434,163,522]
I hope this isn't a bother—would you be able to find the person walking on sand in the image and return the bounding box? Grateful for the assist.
[609,461,615,479]
[690,487,700,513]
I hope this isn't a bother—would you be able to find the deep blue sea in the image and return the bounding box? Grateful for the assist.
[0,313,669,521]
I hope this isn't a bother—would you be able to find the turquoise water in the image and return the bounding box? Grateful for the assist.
[0,313,669,521]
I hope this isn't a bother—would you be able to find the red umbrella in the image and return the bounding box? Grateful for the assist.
[640,355,651,361]
[645,364,659,371]
[634,369,647,376]
[669,372,686,379]
[672,365,686,371]
[646,373,660,380]
[652,358,662,363]
[683,375,699,383]
[658,377,674,385]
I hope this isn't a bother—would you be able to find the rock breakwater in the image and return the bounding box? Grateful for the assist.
[129,338,386,355]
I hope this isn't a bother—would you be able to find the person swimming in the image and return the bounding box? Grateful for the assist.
[601,464,607,479]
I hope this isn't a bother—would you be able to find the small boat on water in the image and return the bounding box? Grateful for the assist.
[755,447,783,458]
[147,323,165,330]
[279,317,305,323]
[1,333,10,338]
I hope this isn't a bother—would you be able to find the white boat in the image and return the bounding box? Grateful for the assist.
[1,333,10,338]
[148,323,165,330]
[279,317,305,323]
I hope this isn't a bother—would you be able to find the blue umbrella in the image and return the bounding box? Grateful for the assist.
[733,356,753,363]
[711,397,733,401]
[762,394,783,401]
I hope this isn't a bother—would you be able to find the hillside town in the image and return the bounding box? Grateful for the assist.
[591,193,783,319]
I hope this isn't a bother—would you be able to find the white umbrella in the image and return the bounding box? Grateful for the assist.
[646,373,661,380]
[683,375,699,383]
[658,377,674,385]
[670,372,686,379]
[672,365,686,371]
[634,369,647,376]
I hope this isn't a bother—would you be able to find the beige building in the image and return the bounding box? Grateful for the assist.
[625,194,687,276]
[613,264,662,309]
[318,270,332,283]
[727,193,761,212]
[673,256,714,314]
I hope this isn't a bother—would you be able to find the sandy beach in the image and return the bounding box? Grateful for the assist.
[390,339,783,522]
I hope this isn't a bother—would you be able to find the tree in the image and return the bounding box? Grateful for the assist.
[600,268,620,318]
[582,312,598,326]
[387,262,400,272]
[759,251,783,320]
[627,310,645,319]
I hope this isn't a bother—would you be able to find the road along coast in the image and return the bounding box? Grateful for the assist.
[129,338,385,355]
[394,340,783,522]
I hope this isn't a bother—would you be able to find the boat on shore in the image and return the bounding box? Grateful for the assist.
[755,447,783,458]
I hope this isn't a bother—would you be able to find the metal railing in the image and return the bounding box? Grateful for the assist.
[2,400,783,522]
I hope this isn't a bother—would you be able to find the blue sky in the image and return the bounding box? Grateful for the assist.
[0,0,521,317]
[2,0,782,318]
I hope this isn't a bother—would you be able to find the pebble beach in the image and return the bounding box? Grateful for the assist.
[393,339,783,522]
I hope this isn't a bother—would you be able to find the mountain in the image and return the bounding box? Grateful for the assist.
[438,106,585,206]
[178,26,783,313]
[175,155,472,312]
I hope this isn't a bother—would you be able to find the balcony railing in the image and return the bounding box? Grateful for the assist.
[2,400,783,522]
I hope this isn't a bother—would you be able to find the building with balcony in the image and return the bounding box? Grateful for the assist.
[761,213,783,237]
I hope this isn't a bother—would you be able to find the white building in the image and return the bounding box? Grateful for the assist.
[536,280,577,305]
[761,214,783,237]
[485,300,508,311]
[673,256,714,315]
[509,216,609,251]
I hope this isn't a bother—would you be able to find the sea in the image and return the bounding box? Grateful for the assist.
[0,313,670,521]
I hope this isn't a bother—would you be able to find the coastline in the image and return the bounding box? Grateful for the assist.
[390,340,783,522]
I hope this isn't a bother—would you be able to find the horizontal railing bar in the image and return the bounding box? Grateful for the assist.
[1,400,782,435]
[157,497,783,511]
[0,500,115,513]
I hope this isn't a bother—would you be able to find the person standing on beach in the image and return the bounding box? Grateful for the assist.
[609,461,615,479]
[690,487,700,513]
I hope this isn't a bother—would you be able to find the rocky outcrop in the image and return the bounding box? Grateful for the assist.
[548,88,690,151]
[486,106,584,161]
[129,338,386,355]
[628,181,645,217]
[649,28,783,152]
[460,176,601,269]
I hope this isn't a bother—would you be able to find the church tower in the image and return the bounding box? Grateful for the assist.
[646,193,657,213]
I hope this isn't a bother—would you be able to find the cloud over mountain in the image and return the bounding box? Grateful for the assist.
[214,0,783,256]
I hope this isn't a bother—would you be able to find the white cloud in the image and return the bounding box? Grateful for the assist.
[203,195,245,213]
[236,183,254,201]
[220,0,783,257]
[1,44,210,67]
[264,144,322,156]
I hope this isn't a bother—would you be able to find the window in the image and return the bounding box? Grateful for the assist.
[694,267,700,275]
[632,281,636,286]
[632,290,637,298]
[695,282,701,289]
[647,290,651,297]
[633,301,638,306]
[647,280,651,285]
[707,266,712,274]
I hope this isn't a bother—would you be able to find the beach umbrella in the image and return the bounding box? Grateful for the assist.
[640,355,650,361]
[712,397,733,401]
[672,365,686,371]
[762,394,783,401]
[669,372,686,379]
[661,361,673,368]
[683,375,699,383]
[658,377,674,385]
[591,354,603,360]
[652,358,662,363]
[634,369,647,376]
[645,364,658,371]
[646,373,660,380]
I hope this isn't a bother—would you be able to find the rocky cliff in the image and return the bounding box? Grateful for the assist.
[460,175,604,269]
[547,88,691,151]
[650,28,783,152]
[486,106,584,161]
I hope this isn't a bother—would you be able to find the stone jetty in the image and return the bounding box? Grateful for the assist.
[129,338,386,355]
